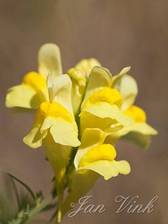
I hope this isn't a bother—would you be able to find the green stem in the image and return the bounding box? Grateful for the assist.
[55,192,64,223]
[9,196,53,224]
[26,197,52,224]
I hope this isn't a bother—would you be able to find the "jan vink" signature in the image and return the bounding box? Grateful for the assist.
[68,194,159,217]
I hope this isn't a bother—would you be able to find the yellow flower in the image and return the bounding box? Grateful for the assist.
[75,128,130,180]
[60,128,130,216]
[6,43,80,148]
[112,71,158,148]
[80,66,157,148]
[5,44,81,194]
[80,66,132,139]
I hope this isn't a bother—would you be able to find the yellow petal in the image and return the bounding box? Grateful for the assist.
[39,101,73,123]
[111,66,131,84]
[83,87,122,110]
[116,122,158,136]
[6,71,48,109]
[6,84,41,109]
[44,141,71,175]
[68,68,86,87]
[84,66,112,101]
[38,43,62,77]
[74,58,101,77]
[78,160,130,180]
[67,68,86,114]
[82,102,132,127]
[79,144,117,167]
[82,160,119,180]
[112,160,131,175]
[117,122,158,148]
[40,116,55,130]
[79,128,107,149]
[80,112,115,134]
[43,135,72,191]
[113,74,138,110]
[23,71,48,101]
[23,124,46,149]
[74,128,107,168]
[51,75,74,113]
[124,105,146,123]
[22,72,47,93]
[50,119,80,147]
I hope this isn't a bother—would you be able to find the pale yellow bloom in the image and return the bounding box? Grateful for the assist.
[80,67,131,141]
[5,44,80,194]
[80,66,157,148]
[6,44,80,149]
[61,128,130,216]
[75,128,130,180]
[112,71,158,147]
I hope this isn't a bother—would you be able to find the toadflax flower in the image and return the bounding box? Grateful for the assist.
[74,128,130,180]
[111,71,158,147]
[60,128,130,216]
[80,66,157,148]
[6,43,80,148]
[5,44,81,192]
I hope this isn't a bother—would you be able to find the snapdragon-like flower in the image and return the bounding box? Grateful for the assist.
[80,66,157,148]
[60,128,130,216]
[75,128,130,180]
[5,44,81,194]
[112,72,158,147]
[6,44,80,148]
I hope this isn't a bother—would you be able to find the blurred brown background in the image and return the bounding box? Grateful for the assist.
[0,0,168,223]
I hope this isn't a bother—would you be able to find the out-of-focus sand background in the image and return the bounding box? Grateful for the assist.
[0,0,167,223]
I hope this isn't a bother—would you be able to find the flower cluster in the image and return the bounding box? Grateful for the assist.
[6,44,157,223]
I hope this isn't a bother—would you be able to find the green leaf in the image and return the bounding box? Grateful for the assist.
[0,171,34,223]
[0,171,53,224]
